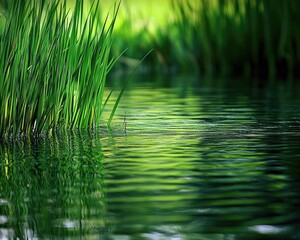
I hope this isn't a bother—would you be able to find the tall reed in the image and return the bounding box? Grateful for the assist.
[0,0,120,138]
[168,0,300,78]
[108,0,300,79]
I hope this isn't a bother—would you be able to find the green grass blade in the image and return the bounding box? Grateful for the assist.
[107,50,153,128]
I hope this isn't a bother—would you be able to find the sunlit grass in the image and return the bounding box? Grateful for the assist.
[108,0,300,78]
[0,0,121,138]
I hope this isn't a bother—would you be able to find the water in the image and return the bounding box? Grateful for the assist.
[1,77,300,239]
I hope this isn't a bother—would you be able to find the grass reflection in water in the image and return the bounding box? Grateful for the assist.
[1,80,300,239]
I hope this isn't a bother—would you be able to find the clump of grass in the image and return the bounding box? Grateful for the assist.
[168,0,300,78]
[107,0,300,79]
[0,0,121,138]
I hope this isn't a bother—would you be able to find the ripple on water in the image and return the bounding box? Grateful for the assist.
[1,82,300,239]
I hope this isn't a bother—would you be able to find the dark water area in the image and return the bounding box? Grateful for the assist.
[1,77,300,239]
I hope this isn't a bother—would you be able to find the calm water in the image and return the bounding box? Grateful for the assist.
[1,77,300,239]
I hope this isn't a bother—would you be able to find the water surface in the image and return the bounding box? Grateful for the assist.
[1,77,300,239]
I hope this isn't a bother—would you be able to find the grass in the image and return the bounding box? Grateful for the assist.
[108,0,300,79]
[0,0,122,138]
[169,0,300,79]
[1,0,298,140]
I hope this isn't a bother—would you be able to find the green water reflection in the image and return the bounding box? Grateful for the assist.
[1,78,300,239]
[0,132,109,238]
